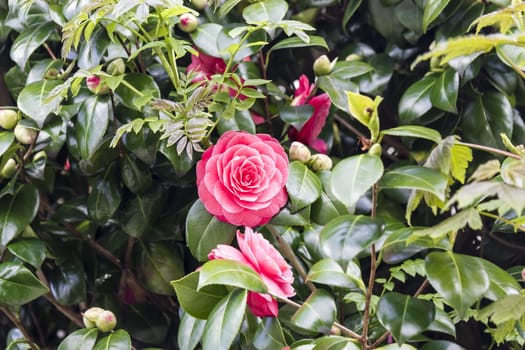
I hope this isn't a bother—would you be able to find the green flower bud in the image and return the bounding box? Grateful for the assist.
[178,13,198,33]
[14,124,38,145]
[107,58,126,75]
[289,141,311,163]
[45,68,60,80]
[0,109,19,130]
[313,55,332,76]
[96,310,117,332]
[309,153,333,171]
[1,158,17,179]
[190,0,208,9]
[368,143,382,156]
[82,307,104,328]
[345,53,363,62]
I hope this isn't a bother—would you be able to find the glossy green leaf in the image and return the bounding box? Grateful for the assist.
[427,307,456,337]
[10,22,55,69]
[76,95,110,160]
[185,199,236,262]
[342,0,363,30]
[382,227,444,264]
[93,329,131,350]
[134,242,185,295]
[171,271,228,319]
[7,238,47,268]
[376,344,417,350]
[313,336,360,349]
[114,73,160,111]
[430,68,459,114]
[0,131,14,158]
[253,318,288,350]
[122,303,169,345]
[190,23,222,57]
[398,75,436,124]
[198,259,267,292]
[88,161,122,224]
[480,258,521,301]
[286,161,322,211]
[58,327,98,350]
[120,154,152,194]
[319,215,382,267]
[426,251,489,318]
[306,258,360,290]
[311,192,347,225]
[280,105,314,129]
[377,292,435,344]
[330,154,383,211]
[216,25,267,63]
[159,140,196,178]
[243,0,288,24]
[218,0,244,18]
[423,0,452,32]
[17,79,63,127]
[291,289,336,334]
[0,262,48,305]
[380,166,448,201]
[0,185,39,248]
[178,311,206,350]
[202,289,247,350]
[120,183,164,238]
[381,125,442,144]
[318,75,358,112]
[46,255,86,305]
[420,340,465,350]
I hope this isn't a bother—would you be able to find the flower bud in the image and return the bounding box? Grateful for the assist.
[82,307,104,328]
[345,53,363,62]
[313,55,332,76]
[14,125,38,145]
[86,76,109,95]
[96,310,117,332]
[368,143,382,156]
[1,158,17,179]
[44,68,60,80]
[107,58,126,75]
[330,325,342,336]
[178,13,198,33]
[191,0,208,9]
[289,141,311,163]
[0,109,19,130]
[309,153,332,171]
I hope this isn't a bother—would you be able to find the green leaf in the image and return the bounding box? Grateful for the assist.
[122,303,169,345]
[253,318,288,350]
[420,340,466,350]
[0,185,39,248]
[171,271,228,319]
[319,215,382,267]
[426,251,489,318]
[376,344,417,350]
[330,154,383,211]
[242,0,288,24]
[343,0,363,30]
[313,336,361,350]
[114,73,160,111]
[423,0,452,32]
[318,75,358,112]
[398,75,437,124]
[382,227,446,264]
[47,255,86,305]
[76,95,110,160]
[7,238,47,269]
[185,200,236,262]
[346,90,375,127]
[280,105,314,129]
[291,289,336,334]
[380,166,448,201]
[159,140,196,178]
[17,79,64,127]
[217,25,267,63]
[306,258,362,290]
[10,22,56,69]
[381,125,442,143]
[377,292,435,344]
[480,258,521,301]
[0,131,15,158]
[202,289,247,350]
[218,0,244,18]
[87,161,122,224]
[286,161,322,211]
[93,329,131,350]
[198,259,267,292]
[268,35,328,52]
[120,183,164,238]
[178,311,206,350]
[0,262,48,305]
[190,23,222,57]
[430,68,459,114]
[58,328,98,350]
[479,294,525,325]
[120,154,152,194]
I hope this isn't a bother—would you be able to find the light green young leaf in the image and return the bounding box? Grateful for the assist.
[478,294,525,325]
[422,0,452,33]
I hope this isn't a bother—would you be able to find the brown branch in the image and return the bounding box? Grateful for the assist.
[456,141,521,160]
[1,306,39,350]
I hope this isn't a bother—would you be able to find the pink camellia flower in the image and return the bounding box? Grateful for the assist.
[209,227,295,317]
[288,74,331,154]
[196,130,289,227]
[187,51,227,83]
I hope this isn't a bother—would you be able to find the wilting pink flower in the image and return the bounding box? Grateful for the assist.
[209,227,295,317]
[288,75,331,154]
[196,131,289,227]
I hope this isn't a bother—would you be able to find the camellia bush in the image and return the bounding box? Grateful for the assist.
[2,0,525,349]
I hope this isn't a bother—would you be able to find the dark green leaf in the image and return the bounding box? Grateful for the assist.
[398,75,436,124]
[420,340,465,350]
[268,35,328,52]
[0,262,48,305]
[382,227,447,264]
[120,154,152,194]
[0,185,39,248]
[202,289,247,350]
[78,28,109,70]
[7,238,47,269]
[58,328,98,350]
[312,336,361,349]
[17,79,64,127]
[10,22,55,69]
[122,304,170,345]
[88,161,122,224]
[280,105,314,129]
[377,292,435,344]
[430,68,459,114]
[93,329,131,350]
[114,73,160,111]
[178,311,206,350]
[0,131,15,158]
[76,95,110,160]
[291,289,336,334]
[47,256,86,305]
[318,74,358,112]
[306,258,361,290]
[120,183,164,238]
[198,259,267,292]
[380,166,448,201]
[216,25,266,63]
[423,0,452,32]
[253,318,287,350]
[190,23,222,57]
[286,161,322,211]
[480,258,521,301]
[242,0,288,24]
[381,125,442,143]
[342,0,363,30]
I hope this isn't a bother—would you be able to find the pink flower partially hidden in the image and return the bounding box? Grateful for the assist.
[288,75,331,154]
[196,131,289,227]
[187,51,227,83]
[209,228,295,317]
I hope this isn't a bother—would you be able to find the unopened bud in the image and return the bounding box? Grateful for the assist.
[0,109,19,130]
[191,0,208,9]
[309,153,332,171]
[45,68,60,80]
[368,143,382,156]
[14,125,38,145]
[107,58,126,75]
[290,141,311,163]
[178,13,198,33]
[330,325,341,336]
[82,307,104,328]
[96,310,117,332]
[86,76,109,95]
[1,158,17,179]
[345,54,363,62]
[313,55,332,76]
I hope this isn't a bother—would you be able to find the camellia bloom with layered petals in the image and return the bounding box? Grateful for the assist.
[288,74,331,154]
[208,227,295,317]
[196,130,289,227]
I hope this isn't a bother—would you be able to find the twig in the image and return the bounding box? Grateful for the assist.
[456,141,521,160]
[43,43,57,60]
[1,306,39,350]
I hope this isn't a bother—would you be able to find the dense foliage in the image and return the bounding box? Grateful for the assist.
[1,0,525,349]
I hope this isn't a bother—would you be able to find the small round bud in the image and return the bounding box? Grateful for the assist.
[45,68,60,80]
[330,325,341,336]
[190,0,208,9]
[1,158,17,179]
[86,76,110,95]
[313,55,332,76]
[82,307,104,328]
[107,58,126,75]
[0,109,19,130]
[14,125,38,145]
[368,143,382,156]
[289,141,311,163]
[178,13,198,33]
[309,153,333,171]
[345,53,363,62]
[96,310,117,332]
